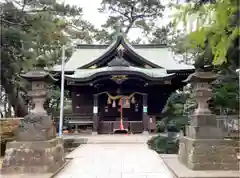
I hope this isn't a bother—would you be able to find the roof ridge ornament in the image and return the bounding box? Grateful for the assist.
[113,20,124,41]
[115,20,122,34]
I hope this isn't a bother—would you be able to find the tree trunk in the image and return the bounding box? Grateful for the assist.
[2,74,28,117]
[10,92,28,117]
[7,98,12,117]
[3,86,28,117]
[4,95,7,117]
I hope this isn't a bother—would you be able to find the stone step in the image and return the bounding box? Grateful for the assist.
[63,135,153,144]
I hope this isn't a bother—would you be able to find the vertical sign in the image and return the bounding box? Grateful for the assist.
[93,106,98,114]
[143,106,148,113]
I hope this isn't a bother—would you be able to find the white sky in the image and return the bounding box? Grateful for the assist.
[65,0,173,40]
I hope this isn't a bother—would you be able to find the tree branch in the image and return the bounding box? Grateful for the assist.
[109,6,131,21]
[21,0,26,12]
[0,18,26,26]
[124,20,134,34]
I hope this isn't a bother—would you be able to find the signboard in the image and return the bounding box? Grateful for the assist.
[149,117,153,123]
[93,106,98,114]
[143,106,148,113]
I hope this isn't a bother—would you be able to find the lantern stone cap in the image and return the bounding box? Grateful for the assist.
[184,66,217,83]
[20,69,57,82]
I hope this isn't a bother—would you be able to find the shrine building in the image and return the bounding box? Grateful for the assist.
[51,33,194,134]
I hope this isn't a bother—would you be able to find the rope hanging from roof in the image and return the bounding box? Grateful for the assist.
[96,91,146,132]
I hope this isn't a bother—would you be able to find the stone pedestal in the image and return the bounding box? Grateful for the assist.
[178,137,238,170]
[1,137,65,174]
[1,69,65,175]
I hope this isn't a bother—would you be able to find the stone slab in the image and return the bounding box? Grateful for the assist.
[1,137,65,174]
[178,137,239,170]
[63,134,155,144]
[55,143,175,178]
[161,154,240,178]
[0,174,52,178]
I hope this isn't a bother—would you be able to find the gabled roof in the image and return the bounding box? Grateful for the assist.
[51,34,194,72]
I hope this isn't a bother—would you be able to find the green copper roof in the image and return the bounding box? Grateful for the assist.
[52,46,193,72]
[51,35,194,72]
[65,66,174,80]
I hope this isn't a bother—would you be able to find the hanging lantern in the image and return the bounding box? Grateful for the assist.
[131,96,136,104]
[107,97,111,104]
[112,100,116,108]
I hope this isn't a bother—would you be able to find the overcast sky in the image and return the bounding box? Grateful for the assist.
[65,0,173,40]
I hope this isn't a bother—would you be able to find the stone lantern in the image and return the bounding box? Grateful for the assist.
[20,70,56,115]
[178,66,238,170]
[21,70,55,114]
[2,69,65,174]
[183,66,222,139]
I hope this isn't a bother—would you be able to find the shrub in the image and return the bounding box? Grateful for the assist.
[147,135,179,154]
[167,116,189,132]
[156,121,166,133]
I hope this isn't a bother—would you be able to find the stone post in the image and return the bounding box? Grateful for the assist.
[178,66,238,170]
[2,69,65,174]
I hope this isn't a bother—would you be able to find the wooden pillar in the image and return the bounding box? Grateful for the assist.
[92,94,98,135]
[142,94,149,135]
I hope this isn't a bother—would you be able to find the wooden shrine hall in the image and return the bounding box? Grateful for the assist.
[51,33,194,135]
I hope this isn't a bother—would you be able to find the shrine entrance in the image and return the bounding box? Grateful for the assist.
[97,90,146,134]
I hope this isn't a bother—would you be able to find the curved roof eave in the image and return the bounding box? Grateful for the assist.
[64,67,175,82]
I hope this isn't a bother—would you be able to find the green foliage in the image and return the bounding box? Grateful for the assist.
[0,0,94,116]
[98,0,165,43]
[170,0,239,114]
[147,135,179,154]
[167,116,189,132]
[156,121,166,133]
[173,0,239,65]
[212,69,239,114]
[157,116,189,133]
[162,90,190,116]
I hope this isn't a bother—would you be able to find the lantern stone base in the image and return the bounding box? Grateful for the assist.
[185,125,224,139]
[161,154,240,178]
[178,136,239,170]
[1,137,65,174]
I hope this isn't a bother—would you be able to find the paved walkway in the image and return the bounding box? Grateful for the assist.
[55,144,174,178]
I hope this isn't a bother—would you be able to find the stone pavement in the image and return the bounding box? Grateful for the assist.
[55,144,174,178]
